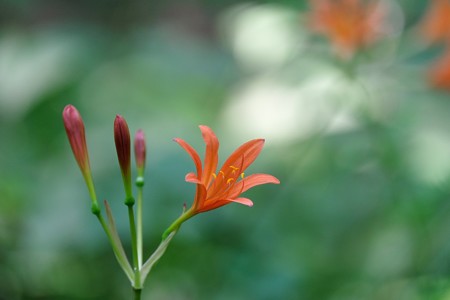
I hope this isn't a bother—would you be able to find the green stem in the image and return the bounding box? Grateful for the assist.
[127,205,141,288]
[96,214,134,282]
[83,171,97,202]
[136,186,143,268]
[141,231,177,283]
[133,288,142,300]
[162,209,193,240]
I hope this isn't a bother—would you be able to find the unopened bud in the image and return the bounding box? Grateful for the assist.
[63,105,98,205]
[114,115,133,202]
[134,129,146,177]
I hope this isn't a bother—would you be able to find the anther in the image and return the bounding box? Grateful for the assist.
[229,165,239,174]
[227,178,234,185]
[240,172,245,179]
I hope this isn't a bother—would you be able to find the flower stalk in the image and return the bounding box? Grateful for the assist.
[134,130,146,268]
[100,201,134,282]
[114,115,141,291]
[64,106,279,299]
[133,288,142,300]
[162,208,192,240]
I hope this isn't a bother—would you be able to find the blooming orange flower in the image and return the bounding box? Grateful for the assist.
[420,0,450,44]
[308,0,386,59]
[174,125,280,215]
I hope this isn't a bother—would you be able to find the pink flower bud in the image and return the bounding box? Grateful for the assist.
[114,115,133,201]
[63,104,98,205]
[134,129,146,176]
[63,105,91,177]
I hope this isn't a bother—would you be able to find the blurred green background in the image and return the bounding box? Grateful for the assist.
[2,0,450,299]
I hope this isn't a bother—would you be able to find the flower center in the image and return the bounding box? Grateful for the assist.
[209,165,245,197]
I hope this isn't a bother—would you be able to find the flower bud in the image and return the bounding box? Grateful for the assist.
[62,104,98,205]
[134,129,146,178]
[114,115,134,204]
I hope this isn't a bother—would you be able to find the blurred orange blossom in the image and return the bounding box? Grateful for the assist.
[308,0,386,59]
[428,48,450,90]
[420,0,450,44]
[419,0,450,90]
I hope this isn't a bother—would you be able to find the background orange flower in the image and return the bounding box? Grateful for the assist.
[420,0,450,44]
[428,48,450,90]
[308,0,386,58]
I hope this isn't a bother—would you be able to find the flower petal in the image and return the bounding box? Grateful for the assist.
[185,172,201,184]
[198,196,253,212]
[229,173,280,198]
[221,139,265,175]
[199,125,219,187]
[207,139,265,198]
[174,137,202,179]
[193,183,208,212]
[226,197,254,207]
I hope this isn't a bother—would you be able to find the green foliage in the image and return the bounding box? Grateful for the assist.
[1,1,450,299]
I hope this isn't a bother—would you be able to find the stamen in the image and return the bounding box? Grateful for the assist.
[240,172,245,179]
[212,173,217,179]
[227,178,234,185]
[229,165,239,174]
[219,171,225,178]
[236,180,245,195]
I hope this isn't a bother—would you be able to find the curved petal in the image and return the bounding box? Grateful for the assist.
[174,137,202,179]
[192,183,208,212]
[226,197,253,207]
[228,173,280,198]
[197,198,229,213]
[185,172,201,184]
[208,139,265,197]
[199,125,219,187]
[200,197,253,212]
[221,139,265,175]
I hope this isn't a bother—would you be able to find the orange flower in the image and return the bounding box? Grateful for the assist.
[308,0,386,59]
[175,125,280,215]
[428,47,450,90]
[420,0,450,44]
